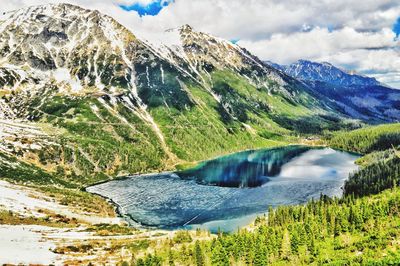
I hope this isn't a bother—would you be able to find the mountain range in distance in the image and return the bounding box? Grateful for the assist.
[266,59,400,122]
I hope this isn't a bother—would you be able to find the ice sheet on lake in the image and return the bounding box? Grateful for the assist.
[87,148,359,231]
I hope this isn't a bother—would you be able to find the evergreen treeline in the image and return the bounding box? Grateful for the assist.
[327,123,400,154]
[327,123,400,197]
[135,188,400,265]
[344,155,400,197]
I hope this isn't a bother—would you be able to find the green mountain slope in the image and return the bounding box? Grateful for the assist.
[0,4,358,187]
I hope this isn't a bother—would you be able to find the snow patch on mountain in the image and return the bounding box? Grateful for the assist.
[267,60,380,87]
[52,68,82,92]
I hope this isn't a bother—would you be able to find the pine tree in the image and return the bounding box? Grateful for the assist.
[253,236,268,265]
[289,227,300,255]
[194,240,205,266]
[309,233,317,257]
[334,215,342,236]
[211,240,230,266]
[280,229,291,258]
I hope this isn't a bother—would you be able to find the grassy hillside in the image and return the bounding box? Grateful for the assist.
[2,69,340,189]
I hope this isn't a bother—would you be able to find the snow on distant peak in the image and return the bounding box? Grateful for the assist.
[270,59,380,87]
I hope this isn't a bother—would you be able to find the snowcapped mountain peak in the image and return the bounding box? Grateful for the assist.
[179,24,193,33]
[0,4,303,124]
[270,59,380,87]
[264,59,400,122]
[0,2,162,120]
[140,23,288,90]
[1,3,89,29]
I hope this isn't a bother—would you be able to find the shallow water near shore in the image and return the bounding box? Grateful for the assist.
[87,146,359,233]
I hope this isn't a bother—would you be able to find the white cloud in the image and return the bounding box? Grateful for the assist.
[323,48,400,73]
[4,0,400,40]
[237,26,400,87]
[238,27,398,63]
[2,0,400,87]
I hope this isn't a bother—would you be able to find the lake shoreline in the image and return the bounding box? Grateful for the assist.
[86,145,360,232]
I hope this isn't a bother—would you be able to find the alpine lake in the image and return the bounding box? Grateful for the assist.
[87,146,360,233]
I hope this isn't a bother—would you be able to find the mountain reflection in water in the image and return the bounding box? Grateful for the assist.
[178,146,311,187]
[87,146,359,232]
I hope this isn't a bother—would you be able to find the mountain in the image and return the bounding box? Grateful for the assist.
[0,4,359,187]
[266,60,400,122]
[276,60,380,87]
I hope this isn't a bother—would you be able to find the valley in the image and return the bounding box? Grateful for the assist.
[87,146,359,232]
[2,122,398,265]
[0,3,399,265]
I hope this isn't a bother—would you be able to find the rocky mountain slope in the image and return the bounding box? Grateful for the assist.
[0,4,357,187]
[266,60,400,122]
[269,60,380,87]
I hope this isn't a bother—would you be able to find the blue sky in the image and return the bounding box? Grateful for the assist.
[119,0,173,16]
[393,17,400,38]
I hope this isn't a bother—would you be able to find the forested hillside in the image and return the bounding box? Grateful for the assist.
[136,188,400,265]
[131,123,400,265]
[326,123,400,197]
[327,123,400,154]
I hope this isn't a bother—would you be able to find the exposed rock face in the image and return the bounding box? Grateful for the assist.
[277,60,380,87]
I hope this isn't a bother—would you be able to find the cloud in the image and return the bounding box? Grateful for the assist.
[370,72,400,88]
[5,0,399,41]
[2,0,400,87]
[237,26,400,87]
[238,27,397,63]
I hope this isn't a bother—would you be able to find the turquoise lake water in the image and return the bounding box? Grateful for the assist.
[87,146,359,232]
